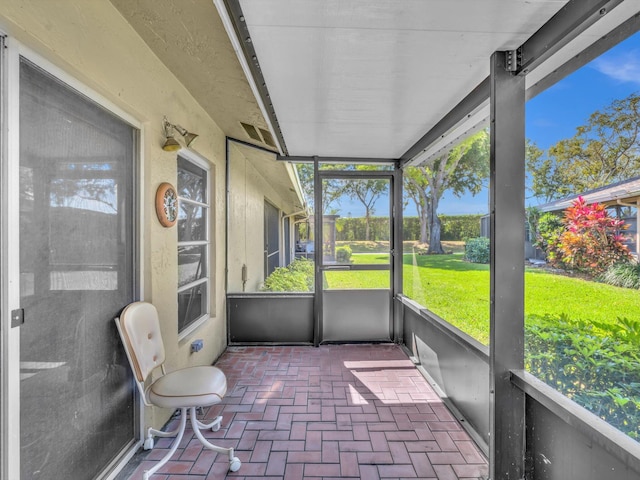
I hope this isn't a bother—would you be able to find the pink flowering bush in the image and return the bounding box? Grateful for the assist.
[557,196,631,275]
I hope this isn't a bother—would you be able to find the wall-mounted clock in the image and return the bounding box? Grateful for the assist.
[155,182,178,227]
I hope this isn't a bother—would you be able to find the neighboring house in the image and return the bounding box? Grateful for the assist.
[537,176,640,257]
[480,176,640,259]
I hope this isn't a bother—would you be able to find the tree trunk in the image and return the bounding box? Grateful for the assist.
[416,187,430,244]
[365,209,371,241]
[427,196,445,254]
[420,215,428,244]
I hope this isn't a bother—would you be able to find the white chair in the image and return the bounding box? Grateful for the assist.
[115,302,241,479]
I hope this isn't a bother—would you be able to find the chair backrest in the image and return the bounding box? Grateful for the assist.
[116,302,166,384]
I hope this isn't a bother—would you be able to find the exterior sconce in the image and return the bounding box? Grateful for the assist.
[162,116,198,151]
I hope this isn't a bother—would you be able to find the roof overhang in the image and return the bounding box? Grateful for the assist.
[217,0,640,166]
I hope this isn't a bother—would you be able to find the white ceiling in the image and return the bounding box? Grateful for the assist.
[112,0,640,164]
[238,0,570,159]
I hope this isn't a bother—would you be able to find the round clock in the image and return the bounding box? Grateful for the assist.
[155,182,178,227]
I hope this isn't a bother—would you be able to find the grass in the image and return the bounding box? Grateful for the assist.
[403,253,640,344]
[337,240,466,254]
[327,249,640,345]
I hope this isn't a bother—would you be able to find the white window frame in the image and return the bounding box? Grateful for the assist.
[177,149,211,339]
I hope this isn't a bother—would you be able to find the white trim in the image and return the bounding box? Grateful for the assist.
[178,277,209,293]
[177,149,212,340]
[4,35,22,480]
[178,314,210,340]
[0,32,11,480]
[179,147,211,171]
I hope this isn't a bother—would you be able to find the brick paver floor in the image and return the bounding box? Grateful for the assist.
[119,344,488,479]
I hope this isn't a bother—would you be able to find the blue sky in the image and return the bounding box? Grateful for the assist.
[335,31,640,218]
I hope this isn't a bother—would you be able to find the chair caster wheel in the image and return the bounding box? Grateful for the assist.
[211,415,222,432]
[229,457,241,472]
[143,437,154,450]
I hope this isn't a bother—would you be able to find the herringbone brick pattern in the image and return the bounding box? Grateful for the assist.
[121,344,488,479]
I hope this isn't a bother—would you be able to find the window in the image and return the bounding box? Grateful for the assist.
[177,152,210,335]
[524,31,640,442]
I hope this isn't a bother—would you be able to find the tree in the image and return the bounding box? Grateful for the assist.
[527,92,640,201]
[296,163,344,214]
[404,167,430,243]
[342,166,389,241]
[405,130,489,253]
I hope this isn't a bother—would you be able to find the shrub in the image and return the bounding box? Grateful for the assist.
[336,245,352,263]
[262,259,314,292]
[464,237,490,263]
[557,196,631,275]
[535,212,564,266]
[526,313,640,439]
[598,262,640,289]
[440,215,483,241]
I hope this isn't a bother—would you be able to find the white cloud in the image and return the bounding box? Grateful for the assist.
[592,50,640,85]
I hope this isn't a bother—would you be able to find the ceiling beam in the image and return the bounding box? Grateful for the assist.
[277,155,397,165]
[399,0,624,167]
[515,0,624,75]
[526,9,640,101]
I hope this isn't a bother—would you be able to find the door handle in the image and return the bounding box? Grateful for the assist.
[11,308,24,328]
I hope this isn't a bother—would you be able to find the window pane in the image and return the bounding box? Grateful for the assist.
[178,203,205,242]
[178,245,206,287]
[524,31,640,442]
[178,283,207,331]
[178,156,206,202]
[402,131,490,344]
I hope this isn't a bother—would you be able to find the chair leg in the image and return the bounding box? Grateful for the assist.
[195,415,222,432]
[144,414,184,450]
[189,407,241,472]
[143,407,188,480]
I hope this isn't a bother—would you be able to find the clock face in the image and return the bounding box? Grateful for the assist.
[155,183,178,227]
[163,189,177,222]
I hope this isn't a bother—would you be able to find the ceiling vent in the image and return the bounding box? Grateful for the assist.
[240,122,277,150]
[258,128,276,149]
[240,122,262,142]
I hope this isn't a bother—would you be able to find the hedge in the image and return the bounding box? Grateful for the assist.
[334,215,482,242]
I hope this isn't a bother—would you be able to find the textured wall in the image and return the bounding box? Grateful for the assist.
[0,0,229,431]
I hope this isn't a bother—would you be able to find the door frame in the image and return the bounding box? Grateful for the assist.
[1,37,144,480]
[312,162,401,345]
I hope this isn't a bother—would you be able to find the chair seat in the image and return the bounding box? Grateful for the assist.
[149,366,227,409]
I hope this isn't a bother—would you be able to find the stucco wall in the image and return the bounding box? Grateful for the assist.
[0,1,227,430]
[228,143,297,292]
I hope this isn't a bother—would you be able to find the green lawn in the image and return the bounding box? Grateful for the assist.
[327,252,640,345]
[405,253,640,344]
